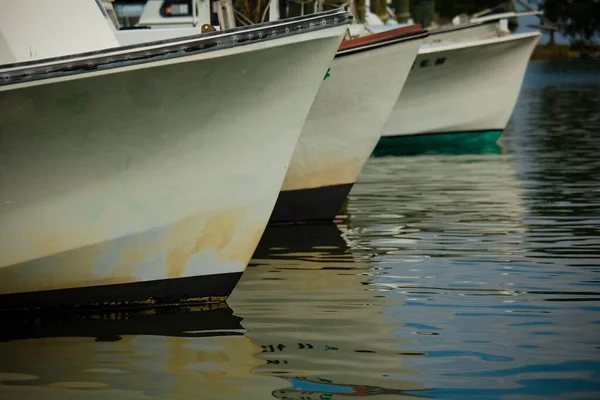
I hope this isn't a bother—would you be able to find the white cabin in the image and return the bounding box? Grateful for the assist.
[0,0,119,64]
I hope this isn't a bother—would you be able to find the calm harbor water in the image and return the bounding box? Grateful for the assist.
[1,60,599,399]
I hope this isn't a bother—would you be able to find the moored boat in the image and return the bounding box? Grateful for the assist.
[381,31,541,142]
[269,24,428,224]
[0,5,351,311]
[357,6,543,145]
[106,1,427,224]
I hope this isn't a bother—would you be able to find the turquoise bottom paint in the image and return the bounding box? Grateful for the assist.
[373,130,503,157]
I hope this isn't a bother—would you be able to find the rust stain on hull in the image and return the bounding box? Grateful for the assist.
[0,206,263,300]
[166,208,244,279]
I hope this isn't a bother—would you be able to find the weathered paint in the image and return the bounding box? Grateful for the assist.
[0,210,263,295]
[0,23,347,305]
[383,32,542,137]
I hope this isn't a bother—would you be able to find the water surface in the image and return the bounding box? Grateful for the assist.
[1,60,599,399]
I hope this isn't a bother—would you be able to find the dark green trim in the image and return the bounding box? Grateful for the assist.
[373,130,503,157]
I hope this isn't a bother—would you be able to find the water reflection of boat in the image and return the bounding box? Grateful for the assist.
[0,303,242,343]
[0,305,283,399]
[230,223,426,396]
[345,155,526,234]
[0,4,350,311]
[251,223,351,263]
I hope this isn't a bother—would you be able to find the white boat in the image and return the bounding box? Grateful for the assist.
[0,2,351,311]
[120,1,427,224]
[356,8,542,142]
[381,31,541,141]
[270,25,428,223]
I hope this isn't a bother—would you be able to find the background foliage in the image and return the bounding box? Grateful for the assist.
[533,0,600,43]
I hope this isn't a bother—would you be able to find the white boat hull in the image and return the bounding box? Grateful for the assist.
[269,31,426,223]
[0,15,349,310]
[382,32,541,139]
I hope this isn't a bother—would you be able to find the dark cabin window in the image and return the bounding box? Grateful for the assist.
[160,0,193,17]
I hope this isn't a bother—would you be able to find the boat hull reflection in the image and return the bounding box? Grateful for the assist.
[232,223,426,397]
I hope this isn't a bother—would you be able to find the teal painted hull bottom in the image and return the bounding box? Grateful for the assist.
[372,130,504,157]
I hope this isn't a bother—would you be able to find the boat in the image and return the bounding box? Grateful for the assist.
[355,6,543,144]
[0,2,351,311]
[270,25,428,224]
[380,31,541,143]
[118,1,428,224]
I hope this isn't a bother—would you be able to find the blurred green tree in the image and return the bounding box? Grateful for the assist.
[390,1,518,29]
[434,0,512,21]
[533,0,600,45]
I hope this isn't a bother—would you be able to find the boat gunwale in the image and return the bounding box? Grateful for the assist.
[419,31,542,55]
[428,18,498,36]
[470,10,543,24]
[428,11,543,36]
[0,9,352,87]
[381,129,505,139]
[336,29,429,58]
